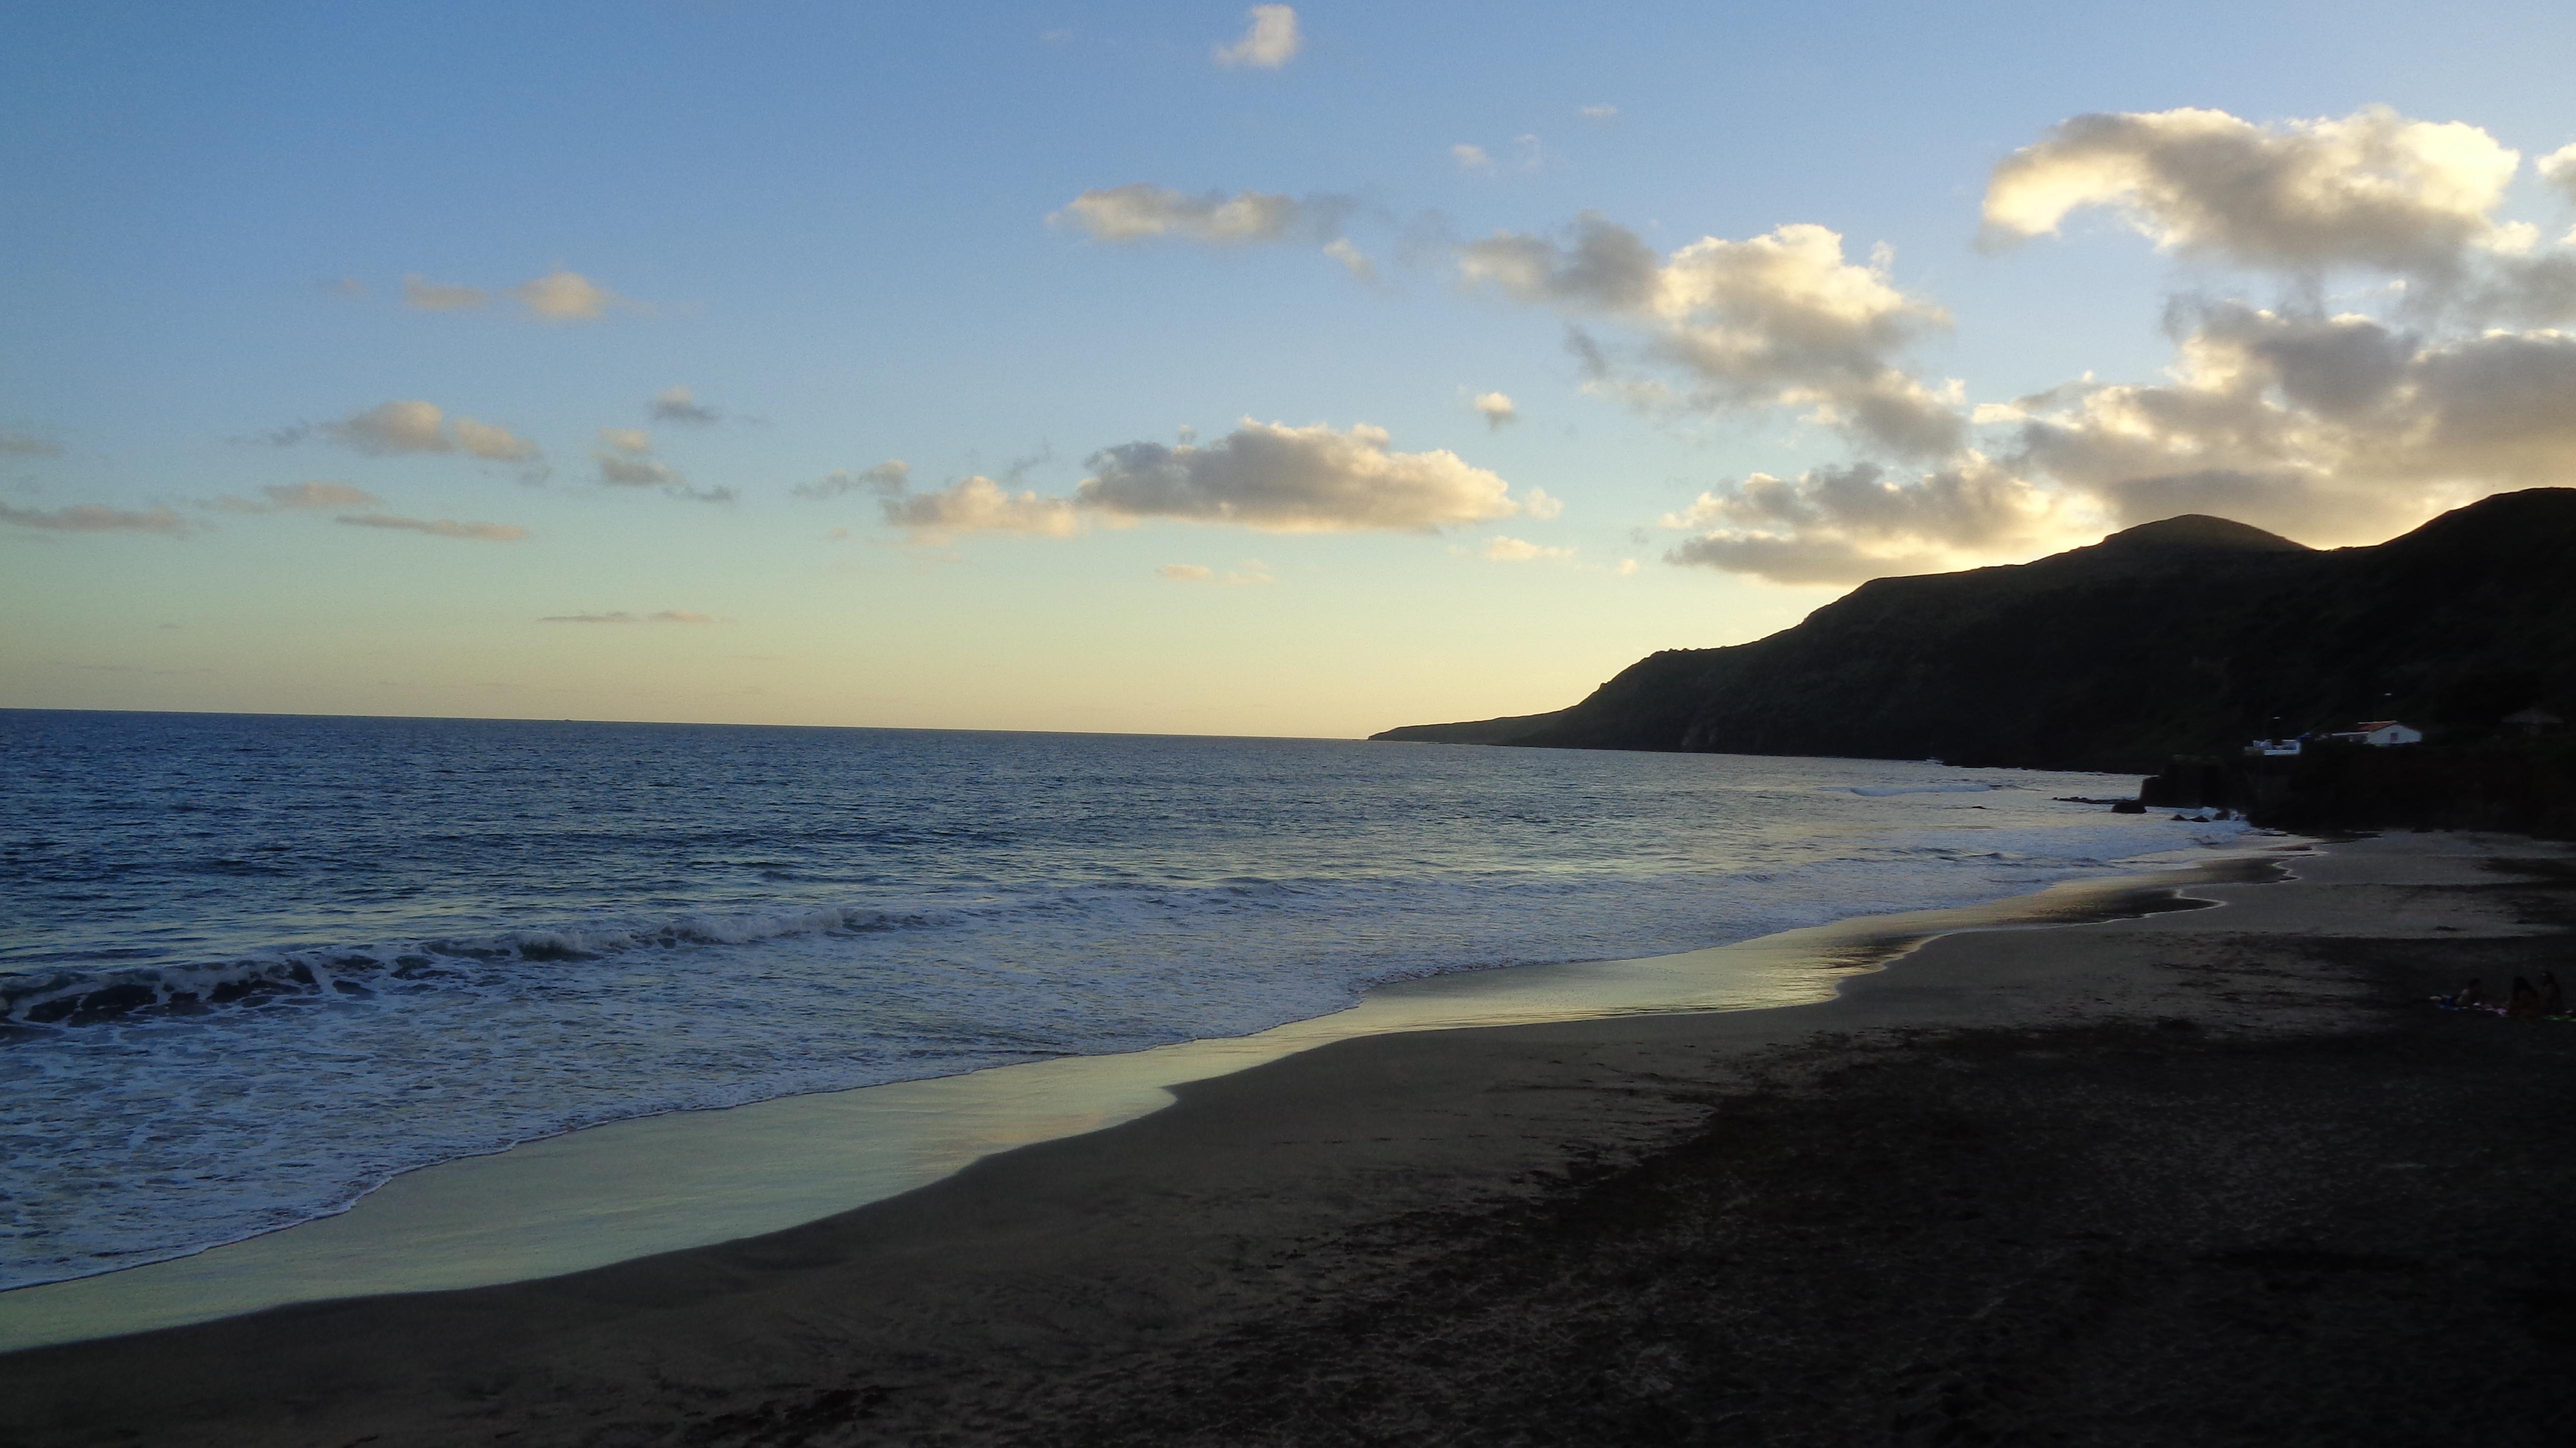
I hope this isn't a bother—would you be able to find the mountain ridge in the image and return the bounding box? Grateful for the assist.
[1373,489,2576,773]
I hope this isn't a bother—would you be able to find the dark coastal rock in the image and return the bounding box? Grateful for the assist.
[1375,488,2576,775]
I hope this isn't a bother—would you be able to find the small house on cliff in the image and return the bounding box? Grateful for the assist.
[2332,720,2424,746]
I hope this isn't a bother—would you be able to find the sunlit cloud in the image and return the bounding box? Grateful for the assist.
[1076,420,1522,532]
[334,512,528,542]
[1982,106,2522,277]
[300,400,542,465]
[538,610,712,624]
[0,502,192,535]
[1212,5,1300,69]
[1322,238,1376,280]
[882,476,1080,541]
[1156,563,1214,581]
[1452,144,1494,173]
[512,268,626,322]
[1050,184,1350,246]
[1472,391,1518,428]
[1580,104,1618,122]
[1656,105,2576,584]
[1463,216,1961,458]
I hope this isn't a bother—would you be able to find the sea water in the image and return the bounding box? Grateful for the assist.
[0,710,2242,1291]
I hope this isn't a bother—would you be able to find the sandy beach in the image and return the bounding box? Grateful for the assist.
[4,832,2573,1446]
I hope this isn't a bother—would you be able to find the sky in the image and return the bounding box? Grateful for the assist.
[7,1,2576,736]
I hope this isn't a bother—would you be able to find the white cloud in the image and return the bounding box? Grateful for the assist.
[538,610,712,624]
[1157,563,1214,582]
[881,476,1080,541]
[0,502,192,535]
[309,400,542,465]
[1462,216,1960,456]
[1452,144,1494,172]
[512,268,625,322]
[1472,390,1518,428]
[794,460,912,500]
[1580,104,1618,122]
[402,274,489,311]
[650,386,722,424]
[1522,486,1562,519]
[1050,184,1346,245]
[1982,106,2522,276]
[1076,419,1520,532]
[1480,535,1574,562]
[1322,237,1376,280]
[1212,5,1300,68]
[1614,558,1640,576]
[334,512,528,542]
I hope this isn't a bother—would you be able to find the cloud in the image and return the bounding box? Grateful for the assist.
[1660,458,2058,584]
[1472,390,1518,428]
[538,610,712,624]
[1522,486,1562,520]
[1462,216,1961,456]
[402,274,490,311]
[598,428,652,456]
[1480,535,1574,562]
[309,400,542,464]
[2002,300,2576,540]
[1632,107,2576,586]
[598,454,682,487]
[322,276,368,299]
[1452,144,1494,172]
[1157,563,1214,582]
[512,268,625,322]
[1050,184,1349,246]
[1580,104,1618,122]
[1982,106,2522,278]
[335,512,528,542]
[0,431,61,456]
[650,386,720,424]
[882,476,1080,540]
[1076,419,1520,532]
[1213,5,1300,68]
[214,480,384,513]
[794,460,912,500]
[0,502,192,535]
[2542,143,2576,210]
[1614,558,1640,576]
[1322,237,1376,280]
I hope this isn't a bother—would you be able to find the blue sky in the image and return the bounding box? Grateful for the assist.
[8,2,2576,734]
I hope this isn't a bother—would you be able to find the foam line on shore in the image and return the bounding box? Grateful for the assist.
[0,846,2292,1354]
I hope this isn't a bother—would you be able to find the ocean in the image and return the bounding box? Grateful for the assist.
[0,710,2244,1292]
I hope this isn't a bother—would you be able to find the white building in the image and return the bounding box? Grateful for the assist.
[2332,720,2423,746]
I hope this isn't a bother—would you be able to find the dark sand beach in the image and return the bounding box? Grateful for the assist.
[5,833,2574,1446]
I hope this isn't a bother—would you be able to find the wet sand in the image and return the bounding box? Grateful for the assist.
[4,834,2573,1445]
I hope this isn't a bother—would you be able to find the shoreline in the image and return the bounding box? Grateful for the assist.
[0,844,2276,1352]
[8,831,2572,1445]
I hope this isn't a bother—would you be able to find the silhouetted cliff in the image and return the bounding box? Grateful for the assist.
[1374,489,2576,774]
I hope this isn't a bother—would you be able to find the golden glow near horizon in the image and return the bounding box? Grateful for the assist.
[8,6,2576,733]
